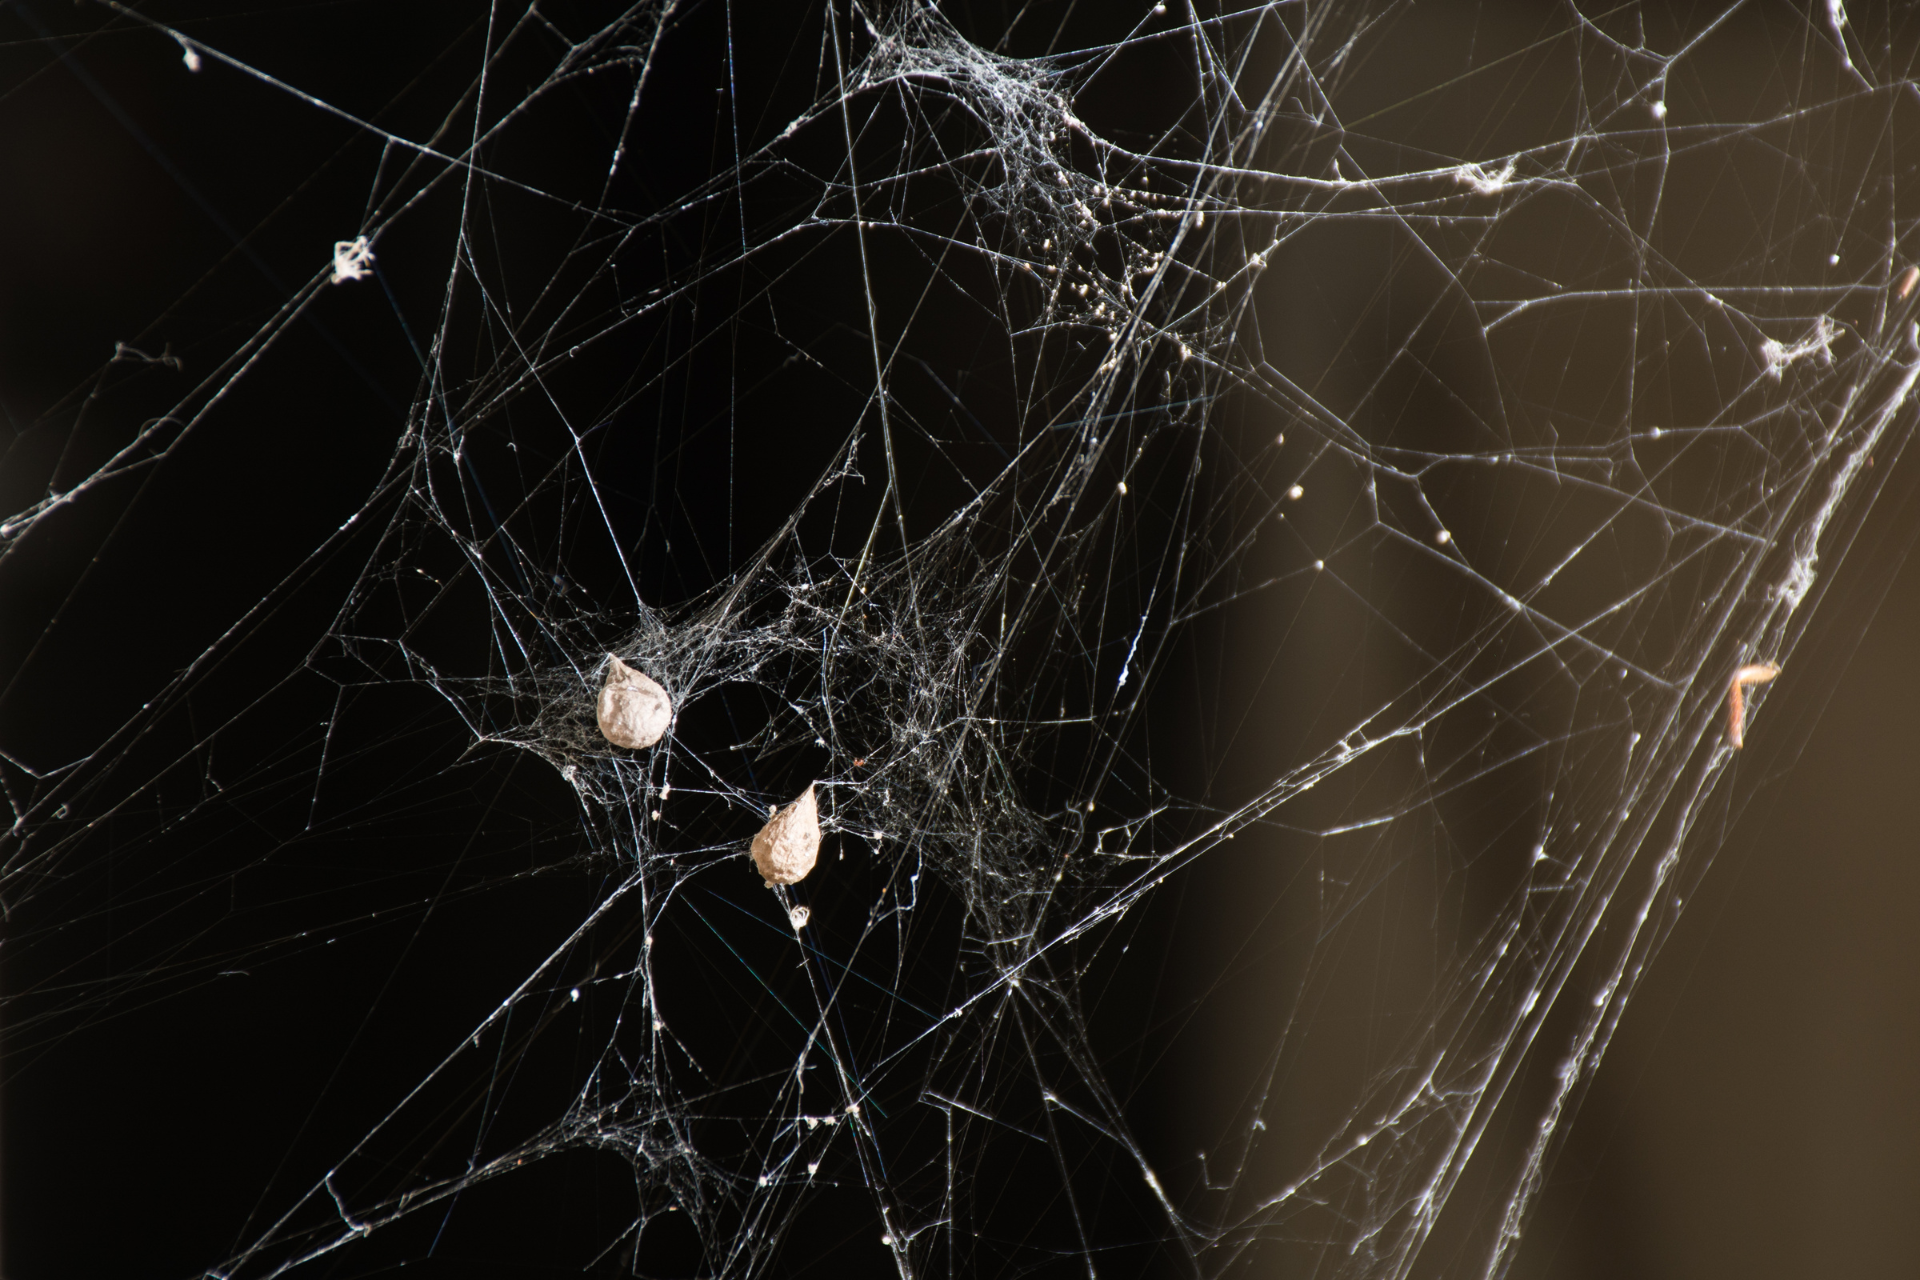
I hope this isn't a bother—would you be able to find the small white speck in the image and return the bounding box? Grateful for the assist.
[1435,530,1451,545]
[1650,99,1667,120]
[1117,480,1128,495]
[1830,253,1841,265]
[1649,426,1663,439]
[570,987,580,1002]
[1287,484,1304,500]
[1314,559,1325,571]
[1275,433,1285,447]
[330,236,375,284]
[652,1018,665,1031]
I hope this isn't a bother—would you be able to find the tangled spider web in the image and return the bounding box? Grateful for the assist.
[6,2,1920,1276]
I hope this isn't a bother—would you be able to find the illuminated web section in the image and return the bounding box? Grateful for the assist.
[3,3,1918,1278]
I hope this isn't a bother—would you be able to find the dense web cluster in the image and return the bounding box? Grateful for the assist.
[6,2,1920,1277]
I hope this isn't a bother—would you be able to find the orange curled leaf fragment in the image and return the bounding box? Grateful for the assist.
[1726,663,1780,750]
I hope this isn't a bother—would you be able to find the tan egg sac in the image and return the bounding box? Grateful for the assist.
[752,783,820,885]
[596,655,672,749]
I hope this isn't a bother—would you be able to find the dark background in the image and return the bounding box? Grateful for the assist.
[4,2,1918,1278]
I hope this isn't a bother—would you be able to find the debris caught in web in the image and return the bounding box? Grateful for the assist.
[1726,663,1781,750]
[329,236,374,284]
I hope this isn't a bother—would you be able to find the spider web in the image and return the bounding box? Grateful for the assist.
[4,2,1919,1277]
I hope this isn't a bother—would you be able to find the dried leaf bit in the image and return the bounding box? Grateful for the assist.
[597,655,672,749]
[1726,663,1780,750]
[752,783,820,886]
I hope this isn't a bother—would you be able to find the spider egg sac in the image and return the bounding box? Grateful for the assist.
[596,654,672,749]
[752,782,821,886]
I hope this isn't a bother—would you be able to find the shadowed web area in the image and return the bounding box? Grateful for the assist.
[4,2,1920,1277]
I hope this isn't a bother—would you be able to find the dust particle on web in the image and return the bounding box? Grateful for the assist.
[597,655,672,749]
[753,783,821,885]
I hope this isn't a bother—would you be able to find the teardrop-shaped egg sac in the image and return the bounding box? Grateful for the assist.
[751,783,820,885]
[596,655,672,749]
